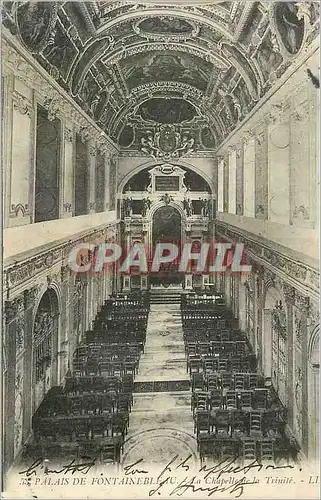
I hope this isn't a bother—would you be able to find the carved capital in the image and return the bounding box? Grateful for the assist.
[307,303,320,327]
[63,202,72,213]
[24,286,39,309]
[5,296,24,324]
[43,96,61,121]
[243,130,254,145]
[294,291,310,312]
[12,92,32,117]
[61,265,70,283]
[89,145,97,157]
[282,282,296,305]
[65,127,73,143]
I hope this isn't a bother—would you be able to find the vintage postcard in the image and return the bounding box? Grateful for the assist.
[1,0,320,499]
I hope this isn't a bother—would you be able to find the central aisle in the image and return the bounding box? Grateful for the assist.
[136,303,187,382]
[122,303,198,467]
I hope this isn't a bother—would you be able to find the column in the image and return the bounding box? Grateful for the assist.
[282,283,295,430]
[263,309,272,379]
[289,102,311,226]
[4,299,20,469]
[255,126,268,219]
[243,135,255,217]
[8,81,34,226]
[228,148,236,214]
[61,123,74,218]
[3,73,14,227]
[59,266,71,381]
[235,144,244,215]
[255,272,264,372]
[267,108,290,224]
[88,142,96,214]
[104,152,110,211]
[23,287,38,443]
[223,154,229,213]
[217,157,224,212]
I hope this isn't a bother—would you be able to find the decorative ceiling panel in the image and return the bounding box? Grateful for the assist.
[2,1,319,150]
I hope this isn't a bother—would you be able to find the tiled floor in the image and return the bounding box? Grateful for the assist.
[123,303,197,467]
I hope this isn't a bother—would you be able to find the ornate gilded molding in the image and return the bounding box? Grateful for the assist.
[216,221,319,299]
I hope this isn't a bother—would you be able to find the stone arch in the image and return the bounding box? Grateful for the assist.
[308,324,320,365]
[263,282,288,402]
[32,287,60,412]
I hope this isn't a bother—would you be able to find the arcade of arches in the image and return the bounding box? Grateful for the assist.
[1,0,320,476]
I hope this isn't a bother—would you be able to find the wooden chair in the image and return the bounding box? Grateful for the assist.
[192,373,204,391]
[209,390,223,410]
[240,391,252,410]
[194,410,210,437]
[226,391,237,409]
[241,438,257,464]
[249,411,262,437]
[258,439,274,462]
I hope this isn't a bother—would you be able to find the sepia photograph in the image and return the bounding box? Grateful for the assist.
[1,0,320,498]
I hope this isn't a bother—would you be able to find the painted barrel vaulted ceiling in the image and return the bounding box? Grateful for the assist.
[2,1,319,151]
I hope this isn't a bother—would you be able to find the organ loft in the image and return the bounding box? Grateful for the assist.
[1,0,319,495]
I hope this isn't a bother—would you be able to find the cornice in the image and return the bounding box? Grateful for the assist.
[3,220,120,297]
[215,221,319,302]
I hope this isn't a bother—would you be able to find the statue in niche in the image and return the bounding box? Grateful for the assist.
[272,300,287,334]
[183,198,194,217]
[34,311,54,341]
[199,198,211,217]
[141,197,152,217]
[123,197,133,217]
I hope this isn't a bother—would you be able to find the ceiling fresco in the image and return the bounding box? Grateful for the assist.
[2,1,319,151]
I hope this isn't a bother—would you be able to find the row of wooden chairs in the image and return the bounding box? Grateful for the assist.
[192,388,270,412]
[73,359,139,377]
[74,342,142,360]
[199,435,277,464]
[194,409,286,439]
[188,355,257,375]
[64,374,134,394]
[85,329,146,345]
[192,372,266,391]
[33,412,129,442]
[24,438,122,466]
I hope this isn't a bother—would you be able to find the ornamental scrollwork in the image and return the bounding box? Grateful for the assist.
[271,300,287,335]
[12,92,32,117]
[24,286,39,309]
[5,296,24,324]
[141,125,194,161]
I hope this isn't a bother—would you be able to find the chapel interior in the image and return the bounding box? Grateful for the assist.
[1,0,320,475]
